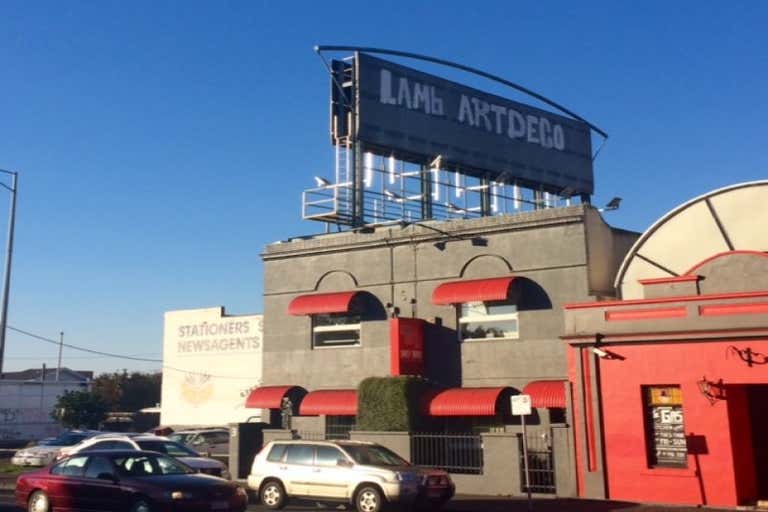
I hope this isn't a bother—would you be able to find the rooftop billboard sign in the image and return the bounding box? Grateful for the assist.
[336,53,595,195]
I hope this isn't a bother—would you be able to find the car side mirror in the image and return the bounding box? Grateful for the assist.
[97,473,117,484]
[337,459,353,468]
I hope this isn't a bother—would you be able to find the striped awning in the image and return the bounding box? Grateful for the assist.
[245,385,307,409]
[432,277,516,305]
[522,380,567,408]
[299,389,358,416]
[428,387,510,416]
[288,291,362,315]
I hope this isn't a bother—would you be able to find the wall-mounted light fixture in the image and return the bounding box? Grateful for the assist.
[598,196,622,212]
[385,302,400,318]
[314,176,331,187]
[591,334,625,360]
[697,376,726,405]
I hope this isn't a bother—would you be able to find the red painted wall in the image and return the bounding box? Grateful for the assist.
[594,339,767,507]
[726,386,757,502]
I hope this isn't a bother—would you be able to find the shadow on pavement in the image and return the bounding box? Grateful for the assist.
[445,497,734,512]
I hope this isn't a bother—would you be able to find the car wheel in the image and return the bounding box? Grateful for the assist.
[260,480,286,509]
[356,485,384,512]
[129,499,152,512]
[28,491,50,512]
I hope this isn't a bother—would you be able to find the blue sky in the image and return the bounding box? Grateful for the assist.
[0,1,766,374]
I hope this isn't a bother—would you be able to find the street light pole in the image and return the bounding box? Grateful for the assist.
[0,169,18,377]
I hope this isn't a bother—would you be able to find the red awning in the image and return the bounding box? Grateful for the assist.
[432,277,516,305]
[288,291,361,316]
[428,387,510,416]
[522,380,567,408]
[245,385,306,409]
[299,389,358,416]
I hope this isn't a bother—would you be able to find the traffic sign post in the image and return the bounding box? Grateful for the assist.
[511,394,533,512]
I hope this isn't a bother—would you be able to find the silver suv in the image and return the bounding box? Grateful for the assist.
[247,440,454,512]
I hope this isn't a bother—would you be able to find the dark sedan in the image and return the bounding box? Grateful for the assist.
[15,450,248,512]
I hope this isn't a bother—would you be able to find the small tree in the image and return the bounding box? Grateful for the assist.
[52,389,108,429]
[92,370,162,412]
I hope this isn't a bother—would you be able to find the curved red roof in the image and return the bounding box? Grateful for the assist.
[522,380,567,408]
[432,277,516,305]
[245,385,306,409]
[288,291,361,315]
[428,387,510,416]
[299,389,358,416]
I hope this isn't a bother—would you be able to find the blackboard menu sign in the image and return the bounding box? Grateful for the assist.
[645,386,687,468]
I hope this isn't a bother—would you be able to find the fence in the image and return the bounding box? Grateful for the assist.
[292,428,354,441]
[519,430,556,494]
[411,433,484,475]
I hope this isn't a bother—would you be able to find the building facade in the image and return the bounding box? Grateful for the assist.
[161,307,263,427]
[564,181,768,507]
[249,204,637,495]
[0,368,91,441]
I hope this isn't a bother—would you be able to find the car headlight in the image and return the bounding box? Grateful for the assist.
[170,491,193,500]
[235,487,247,497]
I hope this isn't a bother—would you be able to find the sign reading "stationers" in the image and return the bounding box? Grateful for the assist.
[346,54,594,195]
[176,319,260,353]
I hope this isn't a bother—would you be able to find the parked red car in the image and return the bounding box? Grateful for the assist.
[15,450,248,512]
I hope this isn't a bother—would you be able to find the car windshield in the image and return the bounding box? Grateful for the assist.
[43,433,89,446]
[167,433,194,444]
[136,440,198,457]
[113,454,194,477]
[341,444,410,467]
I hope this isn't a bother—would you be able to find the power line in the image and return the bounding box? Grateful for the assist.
[8,326,162,362]
[6,325,261,381]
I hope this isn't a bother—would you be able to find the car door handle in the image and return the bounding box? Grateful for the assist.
[313,468,321,473]
[279,466,287,470]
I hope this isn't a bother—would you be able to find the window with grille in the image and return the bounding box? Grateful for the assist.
[312,312,361,348]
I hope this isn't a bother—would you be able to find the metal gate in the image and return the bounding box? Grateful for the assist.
[519,429,556,494]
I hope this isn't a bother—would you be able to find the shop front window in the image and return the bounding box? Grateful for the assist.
[643,385,687,468]
[312,312,361,348]
[459,301,519,341]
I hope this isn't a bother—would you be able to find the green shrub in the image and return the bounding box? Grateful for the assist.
[357,376,435,432]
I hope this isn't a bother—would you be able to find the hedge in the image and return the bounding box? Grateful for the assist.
[357,376,434,432]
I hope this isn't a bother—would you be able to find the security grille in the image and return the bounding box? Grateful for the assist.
[519,430,556,494]
[411,433,483,475]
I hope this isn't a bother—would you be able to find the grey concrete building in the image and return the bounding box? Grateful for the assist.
[248,204,637,495]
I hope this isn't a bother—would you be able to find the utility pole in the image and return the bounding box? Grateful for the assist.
[0,169,18,377]
[56,331,64,381]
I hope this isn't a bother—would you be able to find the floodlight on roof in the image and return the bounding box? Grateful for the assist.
[599,197,622,212]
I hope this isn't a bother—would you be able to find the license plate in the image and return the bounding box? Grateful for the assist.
[211,501,228,511]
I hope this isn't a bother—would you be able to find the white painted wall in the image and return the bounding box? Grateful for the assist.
[0,380,89,441]
[160,307,263,427]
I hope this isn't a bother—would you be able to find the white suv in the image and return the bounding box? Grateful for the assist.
[248,440,454,512]
[57,434,231,479]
